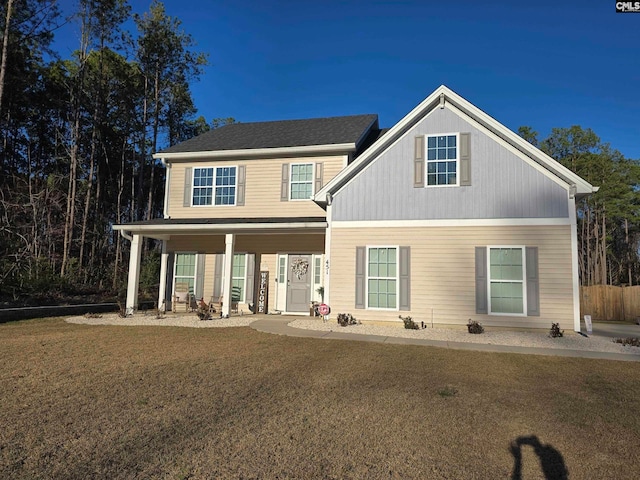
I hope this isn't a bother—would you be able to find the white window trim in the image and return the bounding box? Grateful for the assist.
[277,255,287,283]
[365,245,400,311]
[173,251,197,296]
[312,254,323,302]
[289,162,314,201]
[191,165,238,207]
[220,252,247,303]
[425,132,460,188]
[487,245,527,317]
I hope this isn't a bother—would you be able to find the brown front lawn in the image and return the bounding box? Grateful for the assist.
[1,318,639,479]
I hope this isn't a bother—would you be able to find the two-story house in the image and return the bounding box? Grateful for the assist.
[114,86,596,331]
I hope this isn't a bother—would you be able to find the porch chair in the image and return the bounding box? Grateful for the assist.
[172,282,191,313]
[209,295,223,316]
[208,287,240,316]
[188,294,198,312]
[231,286,241,314]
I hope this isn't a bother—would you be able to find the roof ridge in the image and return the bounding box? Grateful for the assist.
[218,113,378,127]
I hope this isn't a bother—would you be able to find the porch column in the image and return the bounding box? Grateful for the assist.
[158,240,168,311]
[222,233,235,317]
[126,233,143,313]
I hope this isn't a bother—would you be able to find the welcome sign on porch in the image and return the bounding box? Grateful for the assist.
[258,271,269,313]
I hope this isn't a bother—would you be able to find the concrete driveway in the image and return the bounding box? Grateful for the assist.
[589,322,640,338]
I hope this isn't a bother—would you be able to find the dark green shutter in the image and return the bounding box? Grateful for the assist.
[183,167,192,207]
[355,246,366,309]
[195,253,205,300]
[414,136,424,188]
[399,247,410,310]
[236,165,246,206]
[475,247,488,314]
[460,133,471,186]
[213,253,224,298]
[245,253,255,304]
[314,162,323,194]
[280,163,289,201]
[526,247,540,316]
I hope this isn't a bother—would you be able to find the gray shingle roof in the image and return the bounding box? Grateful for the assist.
[159,114,378,154]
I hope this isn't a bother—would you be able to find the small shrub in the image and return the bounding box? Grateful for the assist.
[467,319,484,334]
[337,313,358,327]
[613,337,640,347]
[84,312,102,319]
[399,315,419,330]
[195,299,212,321]
[116,301,128,318]
[438,386,458,398]
[549,323,564,338]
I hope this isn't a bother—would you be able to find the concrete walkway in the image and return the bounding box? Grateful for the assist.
[250,317,640,362]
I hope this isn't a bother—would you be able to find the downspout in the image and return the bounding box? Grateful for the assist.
[161,157,171,219]
[120,229,133,242]
[569,184,581,332]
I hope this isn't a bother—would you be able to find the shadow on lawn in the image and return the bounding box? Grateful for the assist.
[510,435,568,480]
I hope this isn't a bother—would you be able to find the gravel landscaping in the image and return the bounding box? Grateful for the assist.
[66,312,255,328]
[66,313,640,356]
[290,318,640,354]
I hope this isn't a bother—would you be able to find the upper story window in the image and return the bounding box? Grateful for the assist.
[290,163,314,200]
[193,166,236,206]
[426,134,458,186]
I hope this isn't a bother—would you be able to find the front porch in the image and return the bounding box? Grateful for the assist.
[113,217,328,318]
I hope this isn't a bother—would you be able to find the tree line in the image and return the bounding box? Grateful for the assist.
[518,125,640,287]
[1,1,638,306]
[0,0,215,303]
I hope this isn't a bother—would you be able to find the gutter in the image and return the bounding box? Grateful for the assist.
[152,143,357,161]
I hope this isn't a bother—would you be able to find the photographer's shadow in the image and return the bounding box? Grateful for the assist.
[510,435,568,480]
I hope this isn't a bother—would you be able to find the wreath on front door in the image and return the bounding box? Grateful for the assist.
[291,258,309,280]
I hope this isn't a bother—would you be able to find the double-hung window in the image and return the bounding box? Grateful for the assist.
[192,166,237,206]
[290,163,314,200]
[174,253,196,293]
[231,253,246,302]
[426,134,458,186]
[488,247,525,315]
[367,247,397,309]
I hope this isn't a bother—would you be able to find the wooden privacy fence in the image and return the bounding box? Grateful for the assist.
[580,285,640,322]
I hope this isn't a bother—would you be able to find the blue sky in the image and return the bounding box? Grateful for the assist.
[53,0,640,159]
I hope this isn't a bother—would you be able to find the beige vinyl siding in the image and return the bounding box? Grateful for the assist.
[167,233,325,311]
[167,155,346,219]
[329,225,574,330]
